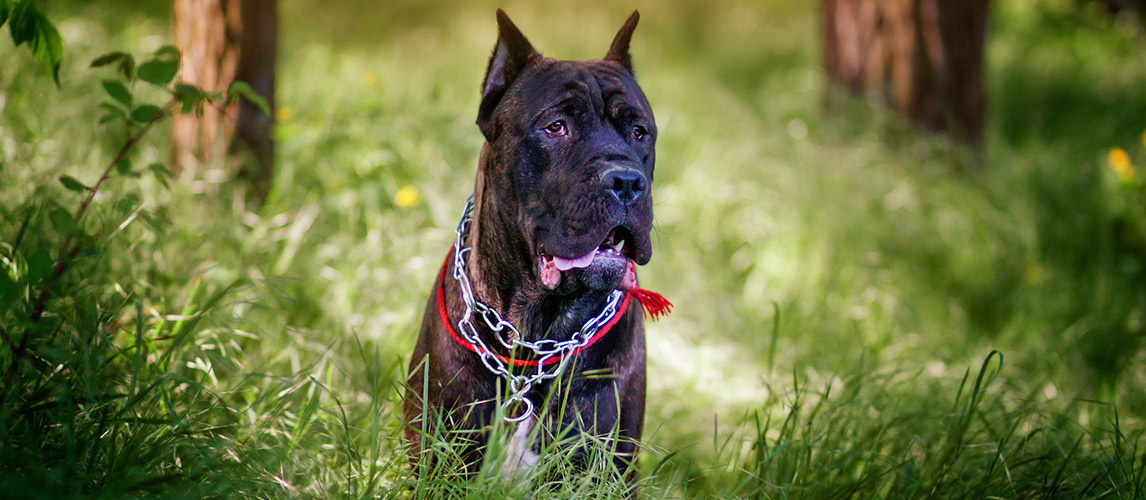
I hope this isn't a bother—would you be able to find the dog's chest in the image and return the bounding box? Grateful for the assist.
[499,415,540,479]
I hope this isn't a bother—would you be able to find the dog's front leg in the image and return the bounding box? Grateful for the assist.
[539,365,645,482]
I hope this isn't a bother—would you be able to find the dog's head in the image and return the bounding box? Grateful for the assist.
[474,10,656,294]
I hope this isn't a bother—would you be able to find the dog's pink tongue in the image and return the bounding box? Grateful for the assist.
[552,250,597,272]
[621,261,638,290]
[540,258,562,289]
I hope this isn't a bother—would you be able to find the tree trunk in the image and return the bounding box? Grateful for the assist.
[822,0,989,148]
[171,0,276,202]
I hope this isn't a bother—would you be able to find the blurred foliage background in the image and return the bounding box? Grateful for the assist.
[2,0,1146,497]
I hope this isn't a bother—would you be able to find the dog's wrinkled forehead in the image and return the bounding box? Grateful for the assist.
[514,60,654,128]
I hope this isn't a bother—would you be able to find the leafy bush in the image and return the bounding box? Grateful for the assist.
[1,12,274,495]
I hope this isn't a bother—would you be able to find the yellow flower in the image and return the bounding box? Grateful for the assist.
[276,106,295,123]
[395,185,420,208]
[362,73,378,88]
[1025,265,1044,285]
[1141,130,1146,148]
[1108,147,1133,183]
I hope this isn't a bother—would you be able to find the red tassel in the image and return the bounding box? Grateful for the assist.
[630,288,673,321]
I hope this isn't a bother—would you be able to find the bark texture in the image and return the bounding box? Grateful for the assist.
[823,0,990,147]
[171,0,276,200]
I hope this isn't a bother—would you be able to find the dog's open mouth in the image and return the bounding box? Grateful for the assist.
[537,227,638,290]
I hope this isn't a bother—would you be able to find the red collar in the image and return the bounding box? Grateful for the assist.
[436,252,671,367]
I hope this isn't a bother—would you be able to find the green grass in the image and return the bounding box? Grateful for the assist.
[2,0,1146,497]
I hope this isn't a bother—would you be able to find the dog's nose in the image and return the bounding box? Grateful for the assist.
[603,169,646,203]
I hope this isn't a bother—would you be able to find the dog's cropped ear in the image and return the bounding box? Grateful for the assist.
[477,9,539,138]
[604,11,639,74]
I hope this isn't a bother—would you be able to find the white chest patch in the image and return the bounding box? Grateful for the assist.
[500,415,540,480]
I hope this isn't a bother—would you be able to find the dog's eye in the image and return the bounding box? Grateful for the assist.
[544,120,568,138]
[632,125,648,141]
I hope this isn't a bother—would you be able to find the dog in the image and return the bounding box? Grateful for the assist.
[404,9,668,484]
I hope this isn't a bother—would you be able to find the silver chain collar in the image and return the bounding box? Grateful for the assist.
[450,196,625,422]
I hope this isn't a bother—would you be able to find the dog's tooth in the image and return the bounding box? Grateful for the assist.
[615,239,625,253]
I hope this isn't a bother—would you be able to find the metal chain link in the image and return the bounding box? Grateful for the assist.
[450,196,623,422]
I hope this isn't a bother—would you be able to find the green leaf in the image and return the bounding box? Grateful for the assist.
[59,175,86,192]
[131,104,164,123]
[116,192,140,213]
[98,102,126,125]
[174,83,204,114]
[90,51,128,68]
[148,163,172,178]
[92,50,134,79]
[8,1,33,41]
[154,44,180,63]
[173,83,202,97]
[137,60,178,85]
[48,206,78,237]
[0,271,17,316]
[0,0,10,29]
[8,0,63,87]
[228,81,270,116]
[115,158,134,176]
[136,47,180,85]
[149,163,171,188]
[28,252,52,285]
[120,54,135,80]
[101,80,131,105]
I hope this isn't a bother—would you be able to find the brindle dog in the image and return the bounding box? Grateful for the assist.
[405,9,658,483]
